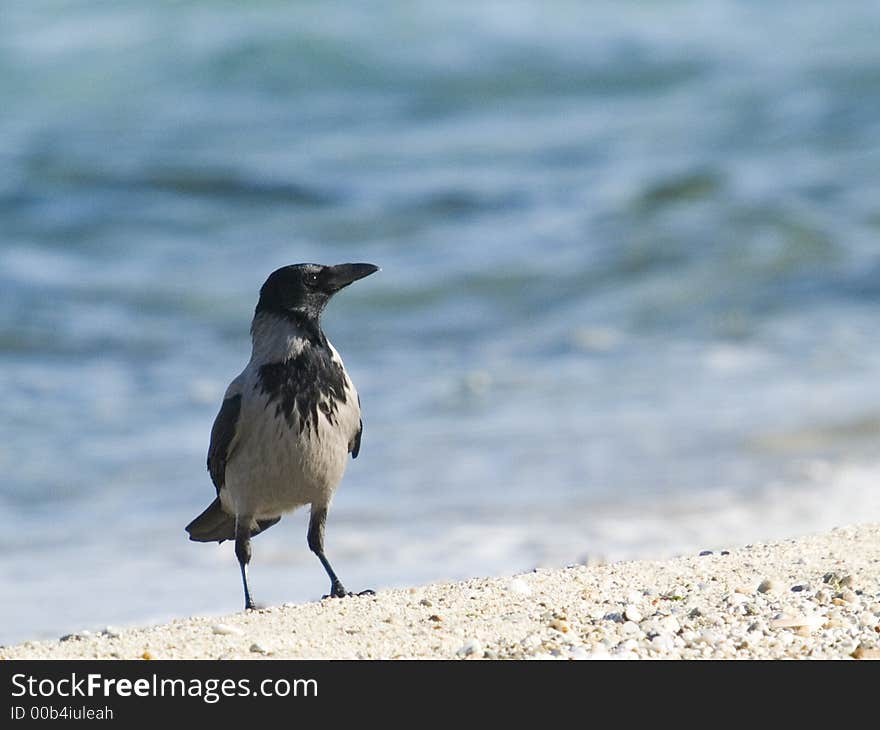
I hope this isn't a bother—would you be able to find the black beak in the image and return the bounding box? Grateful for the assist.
[322,263,380,292]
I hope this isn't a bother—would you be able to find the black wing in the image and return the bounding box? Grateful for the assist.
[207,394,242,493]
[350,418,363,459]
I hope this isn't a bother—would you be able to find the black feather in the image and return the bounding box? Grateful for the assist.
[350,418,363,458]
[186,497,281,543]
[207,394,241,493]
[257,343,348,436]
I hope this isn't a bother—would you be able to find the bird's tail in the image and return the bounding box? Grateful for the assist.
[186,497,282,543]
[186,498,235,542]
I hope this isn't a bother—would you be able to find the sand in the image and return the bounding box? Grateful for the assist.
[2,523,879,660]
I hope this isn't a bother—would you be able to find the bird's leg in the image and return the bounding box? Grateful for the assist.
[307,507,347,597]
[235,516,257,610]
[308,506,374,599]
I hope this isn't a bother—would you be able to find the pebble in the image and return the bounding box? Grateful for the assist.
[102,626,121,639]
[507,579,532,596]
[626,590,644,604]
[581,648,612,660]
[211,624,243,636]
[457,639,483,658]
[769,614,822,631]
[621,621,641,637]
[639,618,661,636]
[419,598,433,607]
[624,605,643,623]
[823,618,846,629]
[249,643,268,654]
[823,572,854,589]
[839,589,858,603]
[651,634,675,652]
[757,579,779,594]
[660,616,680,634]
[851,644,880,660]
[699,550,713,556]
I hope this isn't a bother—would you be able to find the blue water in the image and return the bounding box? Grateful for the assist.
[2,1,880,645]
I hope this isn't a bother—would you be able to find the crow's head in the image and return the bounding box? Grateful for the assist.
[255,263,379,321]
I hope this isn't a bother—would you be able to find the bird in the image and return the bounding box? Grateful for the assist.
[186,262,379,610]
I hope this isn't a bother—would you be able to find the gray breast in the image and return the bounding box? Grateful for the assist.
[221,338,361,520]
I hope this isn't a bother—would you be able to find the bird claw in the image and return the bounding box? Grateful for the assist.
[322,585,375,600]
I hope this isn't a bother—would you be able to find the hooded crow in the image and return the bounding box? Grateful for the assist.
[186,262,379,609]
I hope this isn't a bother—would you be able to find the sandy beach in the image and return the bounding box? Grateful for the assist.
[3,523,879,660]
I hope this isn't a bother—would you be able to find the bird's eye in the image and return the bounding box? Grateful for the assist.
[305,272,319,287]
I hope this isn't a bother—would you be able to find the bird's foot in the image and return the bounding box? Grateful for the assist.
[323,581,348,599]
[322,583,375,599]
[244,599,264,611]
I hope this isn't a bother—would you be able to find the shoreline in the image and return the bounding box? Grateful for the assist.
[3,524,879,660]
